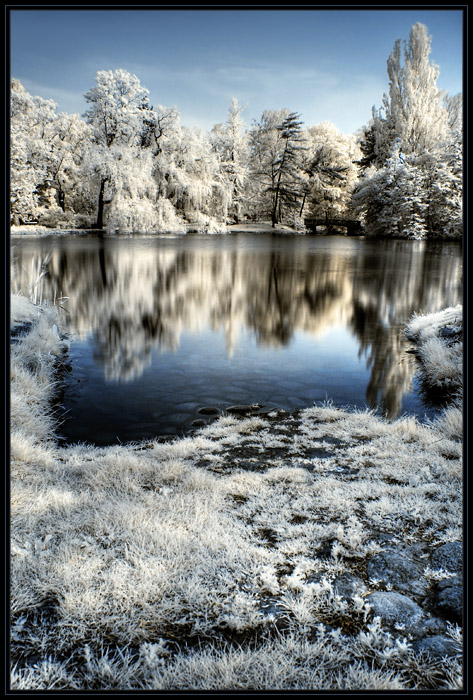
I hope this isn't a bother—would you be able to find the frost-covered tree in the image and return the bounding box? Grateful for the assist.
[248,110,307,227]
[270,112,307,227]
[304,122,361,221]
[150,123,227,232]
[38,112,94,227]
[134,101,192,232]
[83,69,156,230]
[83,69,150,149]
[211,98,249,223]
[374,23,450,161]
[353,140,428,238]
[354,137,462,240]
[423,139,463,239]
[173,126,229,231]
[10,80,60,223]
[10,79,47,223]
[354,23,462,239]
[444,93,462,137]
[10,79,92,227]
[83,69,228,233]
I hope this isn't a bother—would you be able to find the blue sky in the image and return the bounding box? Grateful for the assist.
[9,8,464,135]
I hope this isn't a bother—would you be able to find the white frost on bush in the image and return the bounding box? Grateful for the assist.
[406,305,462,442]
[406,305,462,341]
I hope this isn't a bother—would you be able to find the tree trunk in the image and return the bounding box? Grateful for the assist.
[299,193,307,218]
[96,178,108,229]
[271,181,282,228]
[271,182,280,228]
[57,187,65,212]
[272,143,289,229]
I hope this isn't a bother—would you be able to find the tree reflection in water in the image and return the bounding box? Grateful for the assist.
[11,234,462,435]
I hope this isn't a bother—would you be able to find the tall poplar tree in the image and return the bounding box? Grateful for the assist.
[354,23,462,239]
[375,22,449,160]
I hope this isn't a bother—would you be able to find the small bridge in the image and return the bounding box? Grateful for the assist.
[304,217,363,235]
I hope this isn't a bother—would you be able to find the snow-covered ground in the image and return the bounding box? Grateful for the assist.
[10,295,463,691]
[11,225,89,235]
[226,221,305,234]
[10,221,305,237]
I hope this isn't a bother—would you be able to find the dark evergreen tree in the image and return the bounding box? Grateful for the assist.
[270,112,307,227]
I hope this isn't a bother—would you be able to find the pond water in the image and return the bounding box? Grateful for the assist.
[11,232,462,446]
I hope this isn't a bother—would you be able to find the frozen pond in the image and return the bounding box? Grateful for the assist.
[11,232,462,445]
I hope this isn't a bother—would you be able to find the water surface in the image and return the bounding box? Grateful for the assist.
[11,233,462,445]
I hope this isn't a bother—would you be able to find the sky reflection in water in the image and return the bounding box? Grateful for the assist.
[11,233,462,445]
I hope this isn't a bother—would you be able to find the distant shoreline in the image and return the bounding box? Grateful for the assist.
[10,222,304,237]
[10,223,461,240]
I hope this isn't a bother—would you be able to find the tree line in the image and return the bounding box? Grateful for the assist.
[10,23,462,239]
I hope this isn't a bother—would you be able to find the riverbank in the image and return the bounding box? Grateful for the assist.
[10,222,304,237]
[10,295,463,691]
[11,225,101,237]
